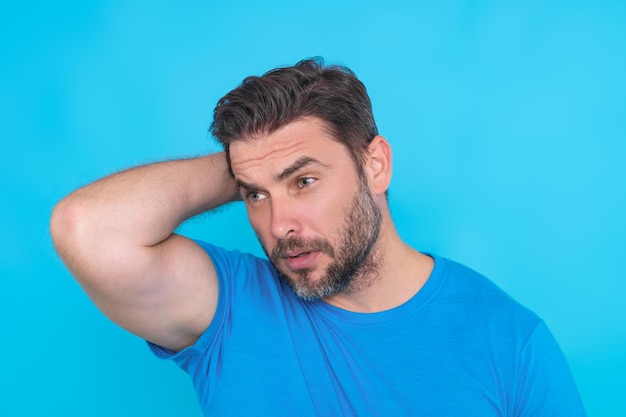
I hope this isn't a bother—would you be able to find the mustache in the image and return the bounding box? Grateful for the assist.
[271,237,335,260]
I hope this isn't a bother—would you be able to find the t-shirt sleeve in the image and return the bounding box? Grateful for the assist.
[514,320,587,416]
[145,240,279,408]
[147,240,269,362]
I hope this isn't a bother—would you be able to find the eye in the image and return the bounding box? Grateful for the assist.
[297,177,316,188]
[247,191,267,202]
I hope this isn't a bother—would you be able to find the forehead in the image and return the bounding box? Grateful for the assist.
[229,117,351,177]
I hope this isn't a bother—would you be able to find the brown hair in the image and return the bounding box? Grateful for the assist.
[210,57,378,172]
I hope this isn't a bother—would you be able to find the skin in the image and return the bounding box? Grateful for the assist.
[50,116,433,354]
[266,176,382,301]
[234,131,382,300]
[50,155,235,351]
[231,117,433,311]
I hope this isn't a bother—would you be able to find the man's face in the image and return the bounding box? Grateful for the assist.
[229,117,382,300]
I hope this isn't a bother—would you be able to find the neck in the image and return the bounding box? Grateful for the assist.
[323,215,434,313]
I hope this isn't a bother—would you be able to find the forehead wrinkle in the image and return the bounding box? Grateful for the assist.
[234,155,329,194]
[230,138,303,173]
[230,117,341,188]
[230,117,335,167]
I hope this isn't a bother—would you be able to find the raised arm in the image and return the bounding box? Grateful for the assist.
[50,153,239,352]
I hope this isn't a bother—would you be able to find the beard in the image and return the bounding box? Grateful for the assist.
[266,177,382,301]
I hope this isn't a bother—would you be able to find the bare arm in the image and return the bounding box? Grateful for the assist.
[50,153,239,352]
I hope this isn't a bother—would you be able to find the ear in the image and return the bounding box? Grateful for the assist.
[365,135,392,195]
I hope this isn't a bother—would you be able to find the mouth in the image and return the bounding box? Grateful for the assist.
[271,237,334,273]
[282,250,320,271]
[284,251,313,259]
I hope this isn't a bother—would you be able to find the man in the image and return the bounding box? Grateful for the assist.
[51,58,586,416]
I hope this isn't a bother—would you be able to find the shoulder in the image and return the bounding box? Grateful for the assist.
[194,240,275,280]
[149,240,291,355]
[433,255,541,333]
[193,240,295,304]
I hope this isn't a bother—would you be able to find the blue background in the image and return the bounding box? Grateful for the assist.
[1,1,624,415]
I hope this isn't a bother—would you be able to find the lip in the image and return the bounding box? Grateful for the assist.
[284,250,320,271]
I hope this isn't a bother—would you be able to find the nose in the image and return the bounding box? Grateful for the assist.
[269,198,301,240]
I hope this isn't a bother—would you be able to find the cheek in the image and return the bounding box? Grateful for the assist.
[246,207,272,242]
[307,194,347,234]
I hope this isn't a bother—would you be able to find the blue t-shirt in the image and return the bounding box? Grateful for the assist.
[150,241,586,416]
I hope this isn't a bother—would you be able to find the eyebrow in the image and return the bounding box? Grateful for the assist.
[236,156,329,192]
[276,156,328,182]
